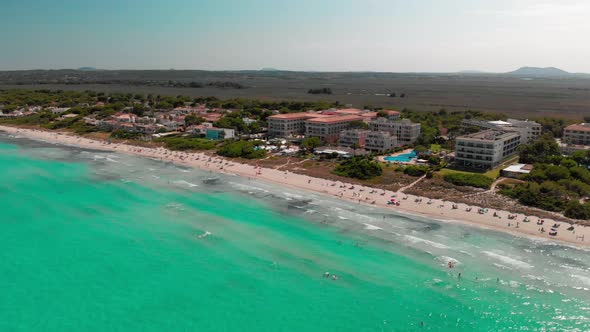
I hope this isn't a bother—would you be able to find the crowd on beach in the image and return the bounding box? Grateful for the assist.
[2,126,589,247]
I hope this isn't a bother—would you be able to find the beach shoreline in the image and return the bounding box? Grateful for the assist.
[2,124,588,248]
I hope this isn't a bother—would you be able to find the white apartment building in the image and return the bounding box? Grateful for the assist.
[455,130,521,170]
[339,129,398,152]
[369,118,421,145]
[305,115,363,143]
[339,129,368,148]
[563,123,590,146]
[365,131,398,152]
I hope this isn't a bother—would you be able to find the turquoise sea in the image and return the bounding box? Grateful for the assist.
[1,134,589,331]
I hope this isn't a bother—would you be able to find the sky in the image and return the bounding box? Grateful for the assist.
[2,0,590,72]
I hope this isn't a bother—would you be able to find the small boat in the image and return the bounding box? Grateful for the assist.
[549,231,557,236]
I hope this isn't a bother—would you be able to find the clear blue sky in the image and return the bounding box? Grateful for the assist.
[3,0,590,72]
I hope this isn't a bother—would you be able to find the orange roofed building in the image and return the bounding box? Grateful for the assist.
[563,123,590,146]
[267,112,332,137]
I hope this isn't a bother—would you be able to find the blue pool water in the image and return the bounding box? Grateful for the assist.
[384,150,417,162]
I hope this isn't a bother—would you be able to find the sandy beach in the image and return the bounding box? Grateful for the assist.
[2,125,588,248]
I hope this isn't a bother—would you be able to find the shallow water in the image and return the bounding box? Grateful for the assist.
[1,135,589,331]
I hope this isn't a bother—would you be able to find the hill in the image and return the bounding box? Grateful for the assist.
[506,66,570,77]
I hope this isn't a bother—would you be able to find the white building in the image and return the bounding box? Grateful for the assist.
[462,118,542,144]
[339,129,369,148]
[455,130,521,170]
[365,131,398,152]
[305,115,363,143]
[369,118,421,145]
[339,129,398,152]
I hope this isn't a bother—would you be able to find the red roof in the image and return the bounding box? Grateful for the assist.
[306,115,363,124]
[269,112,330,120]
[565,124,590,132]
[334,108,363,115]
[384,110,400,115]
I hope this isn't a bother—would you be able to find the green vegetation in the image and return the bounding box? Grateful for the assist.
[518,134,561,164]
[429,144,442,153]
[564,201,590,220]
[497,137,590,218]
[403,165,428,177]
[333,156,383,180]
[156,136,217,151]
[184,114,205,126]
[217,140,266,159]
[443,173,494,189]
[110,130,144,140]
[301,137,321,152]
[0,112,56,126]
[532,117,573,138]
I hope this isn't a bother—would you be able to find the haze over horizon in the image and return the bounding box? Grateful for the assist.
[3,0,590,72]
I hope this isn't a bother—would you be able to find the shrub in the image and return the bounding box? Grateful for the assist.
[564,201,590,220]
[217,140,266,159]
[333,157,382,180]
[110,130,143,140]
[156,136,216,150]
[403,165,428,177]
[443,173,493,189]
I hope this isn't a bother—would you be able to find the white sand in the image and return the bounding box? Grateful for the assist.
[2,125,588,247]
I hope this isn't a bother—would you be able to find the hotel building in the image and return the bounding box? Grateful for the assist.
[455,130,521,170]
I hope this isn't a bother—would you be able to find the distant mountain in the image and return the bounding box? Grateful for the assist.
[260,68,280,72]
[77,67,98,71]
[506,67,570,77]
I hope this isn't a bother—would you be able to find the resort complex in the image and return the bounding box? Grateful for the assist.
[267,108,420,151]
[2,88,590,228]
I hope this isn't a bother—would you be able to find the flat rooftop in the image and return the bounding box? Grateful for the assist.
[503,163,533,173]
[458,129,519,141]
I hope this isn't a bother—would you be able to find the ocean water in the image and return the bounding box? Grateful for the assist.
[0,135,589,331]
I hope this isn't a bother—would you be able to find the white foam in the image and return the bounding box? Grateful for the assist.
[173,180,199,188]
[571,274,590,286]
[437,256,461,266]
[363,223,383,231]
[404,235,450,249]
[481,251,533,269]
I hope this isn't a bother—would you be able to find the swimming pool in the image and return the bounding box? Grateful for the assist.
[384,150,417,162]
